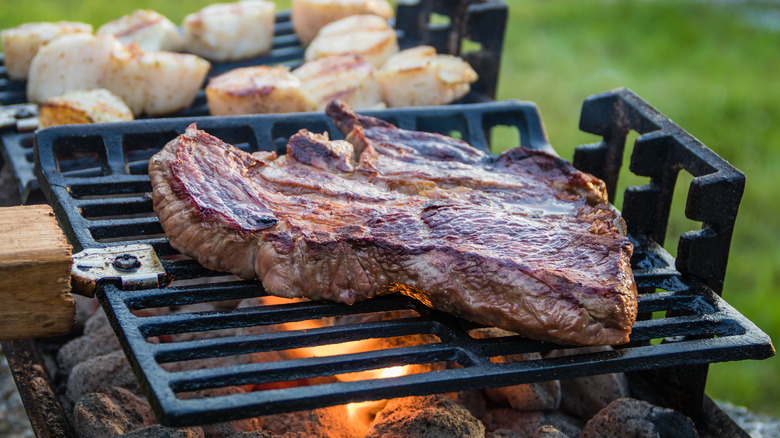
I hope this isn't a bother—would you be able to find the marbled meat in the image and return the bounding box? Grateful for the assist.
[149,102,638,345]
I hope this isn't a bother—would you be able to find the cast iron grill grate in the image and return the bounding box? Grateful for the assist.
[34,93,774,427]
[1,0,507,203]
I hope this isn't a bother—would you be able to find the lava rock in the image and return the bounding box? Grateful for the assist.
[257,404,362,438]
[57,309,121,374]
[66,350,140,404]
[73,295,98,332]
[226,432,282,438]
[471,328,561,411]
[446,390,488,419]
[72,386,155,438]
[534,425,571,438]
[179,387,263,438]
[490,425,570,438]
[581,397,699,438]
[484,377,562,412]
[120,425,205,437]
[546,347,630,419]
[365,394,485,438]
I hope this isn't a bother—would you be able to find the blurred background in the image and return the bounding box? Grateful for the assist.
[0,0,778,421]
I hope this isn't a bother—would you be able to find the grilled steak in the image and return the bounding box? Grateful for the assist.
[149,102,637,345]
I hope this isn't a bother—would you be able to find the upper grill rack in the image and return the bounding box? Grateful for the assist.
[34,94,774,427]
[1,0,507,203]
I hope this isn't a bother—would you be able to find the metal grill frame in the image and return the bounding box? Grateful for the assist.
[1,0,508,203]
[34,93,774,428]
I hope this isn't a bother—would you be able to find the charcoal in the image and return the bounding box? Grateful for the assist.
[581,397,698,438]
[365,395,485,438]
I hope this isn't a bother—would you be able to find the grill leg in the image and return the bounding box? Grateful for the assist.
[628,363,709,426]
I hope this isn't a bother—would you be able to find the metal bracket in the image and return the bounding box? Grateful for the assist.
[70,244,168,297]
[0,104,39,132]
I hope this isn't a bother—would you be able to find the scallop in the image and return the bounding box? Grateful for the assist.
[377,46,478,107]
[293,54,384,111]
[291,0,393,45]
[304,14,398,69]
[39,88,133,128]
[182,0,275,62]
[206,66,317,115]
[26,33,120,104]
[102,44,210,117]
[97,9,184,52]
[1,21,92,80]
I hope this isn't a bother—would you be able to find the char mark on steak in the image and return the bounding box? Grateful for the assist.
[149,102,637,346]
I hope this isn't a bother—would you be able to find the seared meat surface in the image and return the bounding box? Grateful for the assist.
[149,102,637,345]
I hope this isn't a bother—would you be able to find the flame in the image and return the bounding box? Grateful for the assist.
[378,366,406,379]
[345,365,412,427]
[249,296,418,428]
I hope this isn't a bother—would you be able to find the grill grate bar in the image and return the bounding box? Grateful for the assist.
[153,319,445,364]
[88,217,163,239]
[160,260,237,281]
[628,314,740,342]
[633,291,716,314]
[137,303,431,339]
[125,281,266,309]
[166,344,465,393]
[77,198,153,218]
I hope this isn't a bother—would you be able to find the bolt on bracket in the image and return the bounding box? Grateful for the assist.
[70,244,168,297]
[0,104,39,132]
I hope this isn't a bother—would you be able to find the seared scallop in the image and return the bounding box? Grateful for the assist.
[206,65,316,115]
[291,0,393,45]
[182,0,275,62]
[102,44,210,117]
[304,14,398,69]
[1,21,92,80]
[97,9,184,52]
[26,33,120,104]
[39,88,134,128]
[378,46,478,107]
[293,54,383,111]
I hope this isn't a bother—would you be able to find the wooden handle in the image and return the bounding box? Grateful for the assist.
[0,205,75,341]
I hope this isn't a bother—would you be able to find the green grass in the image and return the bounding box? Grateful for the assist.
[2,0,778,418]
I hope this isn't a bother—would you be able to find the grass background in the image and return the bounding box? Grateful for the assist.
[2,0,778,417]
